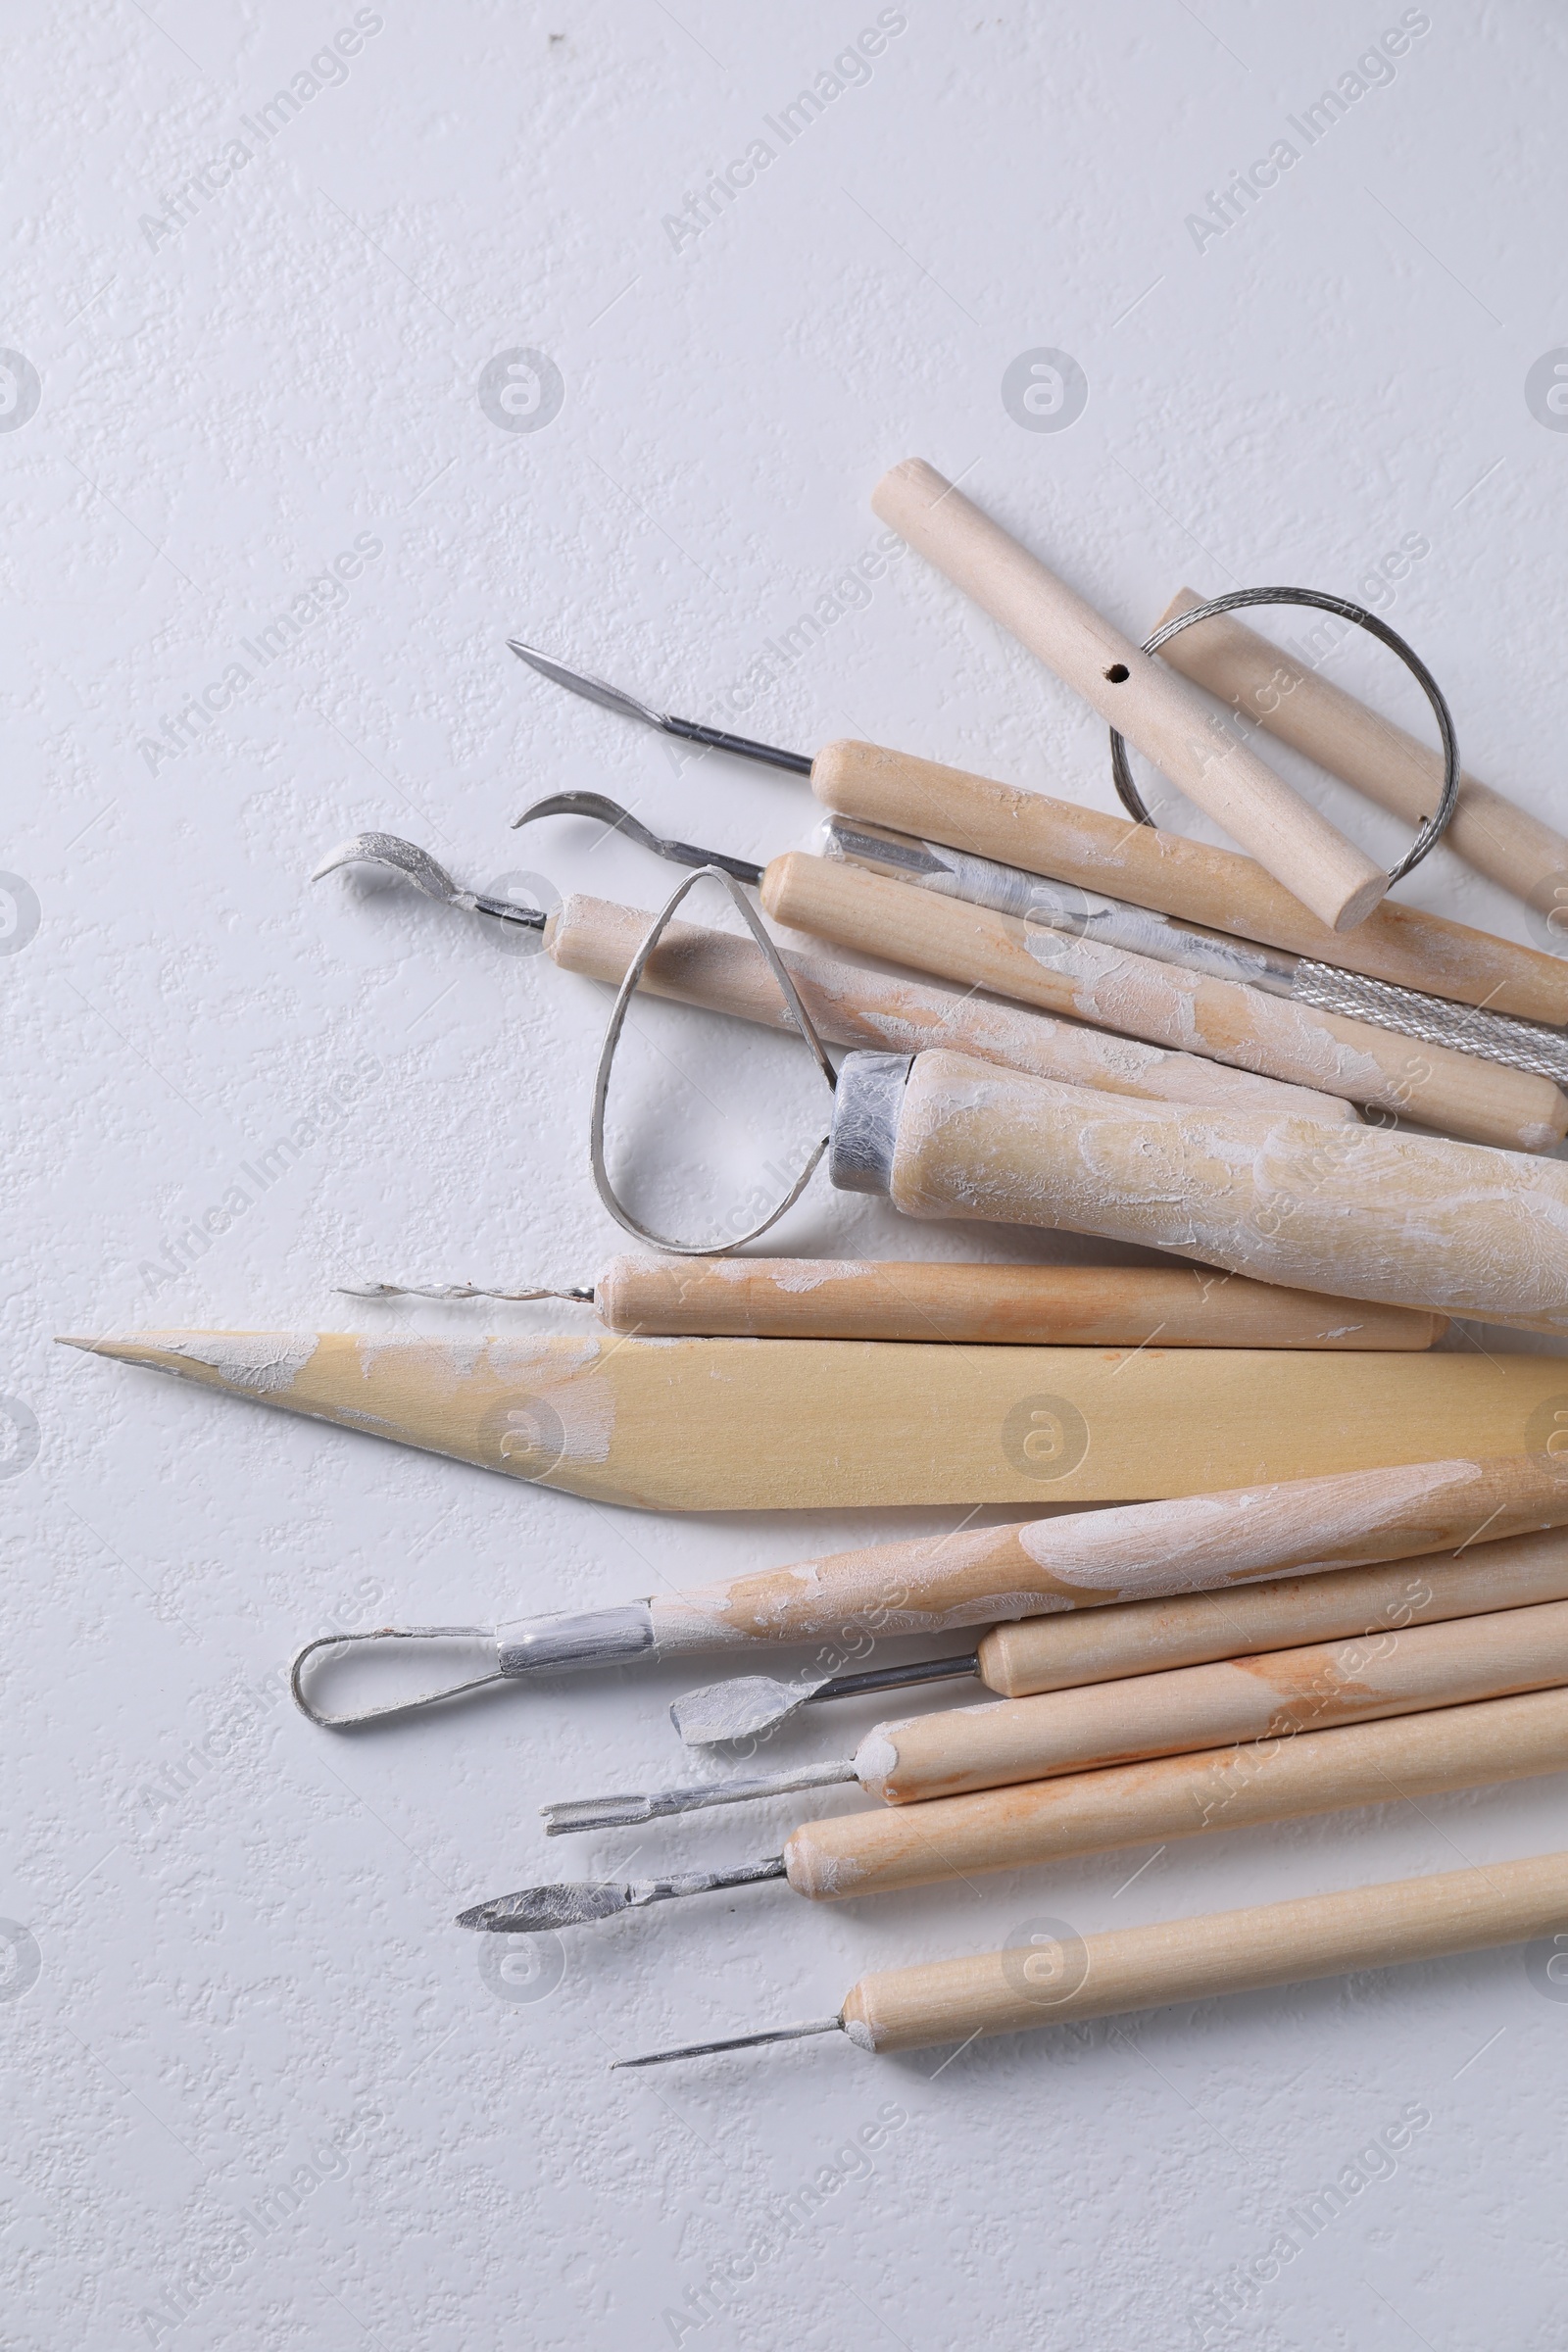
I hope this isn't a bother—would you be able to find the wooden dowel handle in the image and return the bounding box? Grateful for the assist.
[872,1047,1568,1330]
[763,854,1567,1152]
[978,1523,1568,1695]
[1156,586,1568,917]
[809,738,1568,1025]
[858,1595,1568,1803]
[544,891,1351,1123]
[788,1685,1568,1903]
[595,1255,1442,1349]
[653,1456,1568,1646]
[840,1848,1568,2050]
[871,459,1389,932]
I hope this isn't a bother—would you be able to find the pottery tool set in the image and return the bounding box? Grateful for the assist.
[69,459,1568,2067]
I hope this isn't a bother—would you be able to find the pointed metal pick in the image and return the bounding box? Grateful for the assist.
[670,1674,829,1746]
[508,639,665,731]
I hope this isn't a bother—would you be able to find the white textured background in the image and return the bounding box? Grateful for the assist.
[9,3,1568,2345]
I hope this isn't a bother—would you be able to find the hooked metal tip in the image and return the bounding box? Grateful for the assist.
[312,832,466,901]
[459,1883,631,1933]
[508,639,666,732]
[612,2017,845,2071]
[513,792,764,888]
[670,1674,827,1746]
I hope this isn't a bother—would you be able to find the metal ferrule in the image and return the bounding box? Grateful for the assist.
[497,1601,659,1677]
[827,1052,911,1196]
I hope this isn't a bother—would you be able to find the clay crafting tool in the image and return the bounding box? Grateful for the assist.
[1154,586,1568,921]
[668,1522,1568,1743]
[608,1848,1568,2066]
[463,1685,1568,1935]
[345,1253,1446,1351]
[539,1592,1568,1831]
[821,816,1568,1087]
[508,641,1568,1022]
[827,1044,1568,1333]
[514,792,1568,1110]
[60,1326,1568,1511]
[313,834,1349,1125]
[280,1459,1568,1727]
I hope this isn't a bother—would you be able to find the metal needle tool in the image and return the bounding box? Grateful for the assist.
[604,1848,1568,2068]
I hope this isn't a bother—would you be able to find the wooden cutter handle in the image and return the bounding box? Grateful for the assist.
[976,1523,1568,1694]
[1156,586,1568,917]
[857,1594,1568,1803]
[809,738,1568,1025]
[544,890,1354,1124]
[761,852,1568,1152]
[840,1848,1568,2050]
[787,1686,1568,1903]
[871,459,1389,932]
[594,1255,1442,1348]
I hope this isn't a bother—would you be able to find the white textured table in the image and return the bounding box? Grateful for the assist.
[9,5,1568,2345]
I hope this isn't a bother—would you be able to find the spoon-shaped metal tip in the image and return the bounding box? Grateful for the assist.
[458,1883,631,1933]
[670,1674,828,1746]
[311,832,467,902]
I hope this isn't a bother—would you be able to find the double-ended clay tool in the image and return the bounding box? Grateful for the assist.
[467,1681,1568,1936]
[345,1253,1445,1351]
[510,636,1568,1026]
[283,1459,1568,1726]
[606,1849,1568,2068]
[533,1591,1568,1841]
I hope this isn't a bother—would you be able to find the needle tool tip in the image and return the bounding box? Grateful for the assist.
[612,2018,845,2070]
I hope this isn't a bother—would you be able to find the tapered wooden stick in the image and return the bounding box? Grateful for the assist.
[810,737,1568,1024]
[762,854,1567,1152]
[1155,585,1568,919]
[872,459,1388,931]
[838,1849,1568,2052]
[545,891,1350,1122]
[59,1334,1568,1514]
[591,1256,1442,1349]
[785,1684,1568,1901]
[846,1045,1568,1334]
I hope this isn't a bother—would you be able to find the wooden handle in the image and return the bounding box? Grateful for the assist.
[545,891,1353,1124]
[979,1523,1568,1695]
[788,1684,1568,1902]
[653,1456,1568,1644]
[810,738,1568,1025]
[840,1847,1568,2050]
[763,853,1567,1152]
[871,459,1388,932]
[858,1595,1568,1802]
[1156,586,1568,916]
[879,1048,1568,1330]
[595,1255,1443,1349]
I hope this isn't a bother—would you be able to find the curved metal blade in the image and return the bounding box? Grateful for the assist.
[513,792,763,887]
[670,1674,825,1746]
[312,832,468,903]
[508,639,666,731]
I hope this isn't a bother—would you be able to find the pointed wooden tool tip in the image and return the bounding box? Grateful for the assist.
[54,1334,158,1364]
